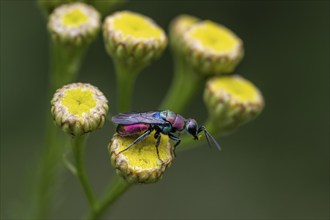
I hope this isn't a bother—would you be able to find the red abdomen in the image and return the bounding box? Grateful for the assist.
[117,123,150,136]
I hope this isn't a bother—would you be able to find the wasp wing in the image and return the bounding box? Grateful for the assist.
[112,112,167,125]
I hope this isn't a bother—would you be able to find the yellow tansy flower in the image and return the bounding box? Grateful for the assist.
[204,75,264,133]
[51,83,108,136]
[48,2,100,45]
[103,11,167,66]
[183,20,244,75]
[109,132,174,184]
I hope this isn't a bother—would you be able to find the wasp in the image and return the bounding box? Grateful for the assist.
[112,110,221,160]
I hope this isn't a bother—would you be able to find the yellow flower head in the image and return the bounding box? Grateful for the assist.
[48,2,100,45]
[183,20,244,75]
[51,83,108,136]
[204,75,264,133]
[109,132,174,184]
[103,11,167,65]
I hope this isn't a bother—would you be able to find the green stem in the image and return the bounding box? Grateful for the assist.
[71,135,97,213]
[159,54,204,113]
[114,61,139,113]
[89,176,131,219]
[50,40,87,92]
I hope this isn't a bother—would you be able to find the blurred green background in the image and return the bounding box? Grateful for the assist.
[1,0,329,219]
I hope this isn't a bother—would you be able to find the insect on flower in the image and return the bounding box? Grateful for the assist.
[112,110,221,160]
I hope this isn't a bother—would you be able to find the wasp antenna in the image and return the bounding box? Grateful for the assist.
[200,126,221,151]
[204,130,212,149]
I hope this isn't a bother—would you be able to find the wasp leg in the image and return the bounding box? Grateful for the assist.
[118,129,152,154]
[154,131,164,163]
[168,133,181,157]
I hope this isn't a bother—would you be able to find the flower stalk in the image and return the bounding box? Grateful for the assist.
[159,15,201,113]
[159,54,204,113]
[49,40,87,91]
[71,135,97,212]
[114,60,140,113]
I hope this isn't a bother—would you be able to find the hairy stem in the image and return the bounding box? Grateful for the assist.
[159,54,204,113]
[50,40,87,92]
[114,61,139,113]
[71,135,97,213]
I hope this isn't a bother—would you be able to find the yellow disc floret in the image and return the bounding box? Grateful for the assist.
[61,8,89,27]
[209,76,261,104]
[189,21,238,54]
[113,12,163,39]
[118,134,171,169]
[109,132,174,184]
[182,19,243,75]
[61,88,97,117]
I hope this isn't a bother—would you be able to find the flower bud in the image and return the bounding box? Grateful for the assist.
[204,75,264,133]
[169,14,199,54]
[108,132,174,184]
[48,2,100,46]
[51,83,108,136]
[103,11,167,67]
[183,20,243,75]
